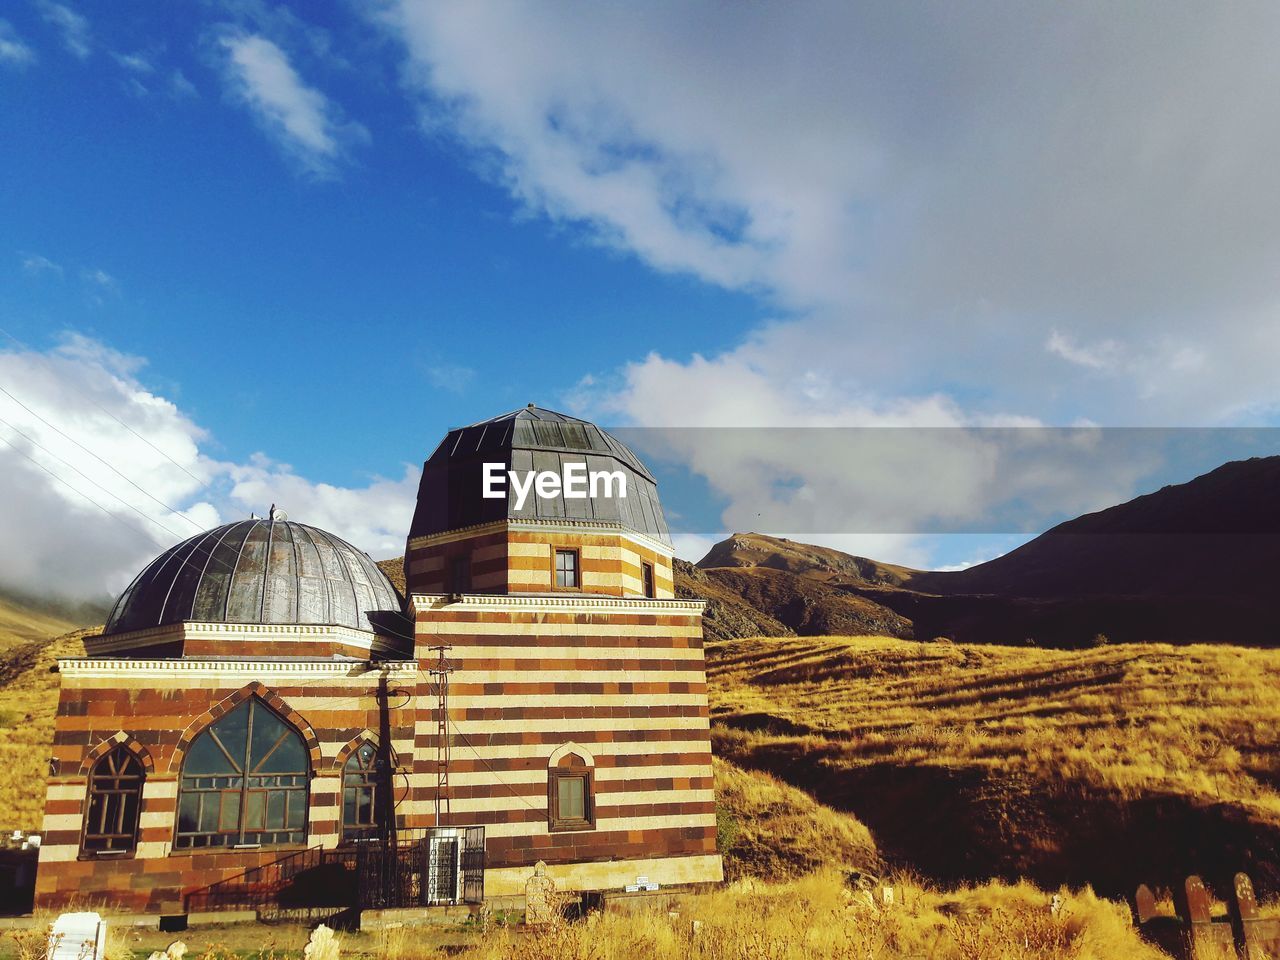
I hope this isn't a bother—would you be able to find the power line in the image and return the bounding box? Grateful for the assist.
[0,420,250,584]
[0,325,207,487]
[0,414,191,543]
[0,382,205,533]
[0,432,162,550]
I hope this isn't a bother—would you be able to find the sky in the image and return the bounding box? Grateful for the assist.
[3,2,1280,603]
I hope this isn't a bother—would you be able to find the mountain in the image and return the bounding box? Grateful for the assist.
[691,455,1280,646]
[0,588,85,657]
[912,455,1280,598]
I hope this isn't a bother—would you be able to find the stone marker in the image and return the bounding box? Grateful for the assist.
[1184,875,1213,924]
[690,920,703,938]
[47,912,106,960]
[1234,872,1259,922]
[1050,894,1064,917]
[303,925,340,960]
[1134,884,1158,924]
[145,941,187,960]
[525,860,558,926]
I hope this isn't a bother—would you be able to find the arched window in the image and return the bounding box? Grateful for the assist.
[82,746,144,855]
[342,741,381,841]
[176,697,309,849]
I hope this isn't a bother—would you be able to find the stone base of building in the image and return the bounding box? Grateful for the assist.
[482,853,723,898]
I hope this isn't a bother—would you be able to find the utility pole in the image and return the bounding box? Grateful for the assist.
[375,673,398,907]
[427,645,455,827]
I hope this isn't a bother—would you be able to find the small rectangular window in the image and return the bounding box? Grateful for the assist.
[557,776,585,820]
[549,768,593,830]
[554,548,579,589]
[642,561,655,598]
[450,553,471,592]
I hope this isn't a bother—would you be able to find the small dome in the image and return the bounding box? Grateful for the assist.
[104,519,402,636]
[408,406,671,545]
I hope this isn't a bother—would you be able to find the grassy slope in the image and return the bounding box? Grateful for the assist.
[0,628,93,831]
[708,633,1280,896]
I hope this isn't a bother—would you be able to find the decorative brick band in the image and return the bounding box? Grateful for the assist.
[407,519,674,557]
[409,594,704,615]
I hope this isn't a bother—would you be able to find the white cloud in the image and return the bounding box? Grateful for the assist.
[111,51,153,73]
[20,253,62,276]
[217,32,367,177]
[0,20,36,67]
[1046,330,1121,371]
[37,1,90,59]
[82,267,115,288]
[224,455,418,560]
[378,3,1280,428]
[0,335,419,602]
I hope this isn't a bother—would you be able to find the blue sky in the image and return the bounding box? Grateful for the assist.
[3,2,1280,599]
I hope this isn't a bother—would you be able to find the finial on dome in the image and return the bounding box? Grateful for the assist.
[527,402,536,408]
[269,504,287,522]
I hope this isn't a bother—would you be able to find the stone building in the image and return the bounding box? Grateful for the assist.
[34,406,721,913]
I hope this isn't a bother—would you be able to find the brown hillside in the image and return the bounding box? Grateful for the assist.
[698,533,916,586]
[0,627,93,831]
[708,632,1280,899]
[700,566,913,639]
[376,556,406,595]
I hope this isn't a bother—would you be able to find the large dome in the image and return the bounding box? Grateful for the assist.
[408,405,671,545]
[104,518,402,636]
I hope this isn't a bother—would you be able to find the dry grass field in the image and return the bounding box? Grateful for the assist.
[707,634,1280,897]
[3,869,1168,960]
[0,627,89,833]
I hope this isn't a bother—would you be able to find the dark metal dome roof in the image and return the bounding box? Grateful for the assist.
[408,405,671,545]
[104,519,402,636]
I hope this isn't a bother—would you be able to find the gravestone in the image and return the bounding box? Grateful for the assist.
[1230,871,1280,960]
[46,912,105,960]
[525,860,557,926]
[1181,875,1235,958]
[1134,885,1158,924]
[303,925,340,960]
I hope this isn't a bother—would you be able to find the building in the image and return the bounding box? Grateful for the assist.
[34,406,721,914]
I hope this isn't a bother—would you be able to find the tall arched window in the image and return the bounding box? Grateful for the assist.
[82,746,144,855]
[176,697,309,849]
[342,741,381,841]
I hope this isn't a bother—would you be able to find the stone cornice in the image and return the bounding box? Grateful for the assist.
[84,620,395,657]
[58,658,418,679]
[408,592,705,616]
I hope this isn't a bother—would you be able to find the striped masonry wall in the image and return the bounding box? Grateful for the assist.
[34,658,416,913]
[406,594,722,894]
[406,522,675,599]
